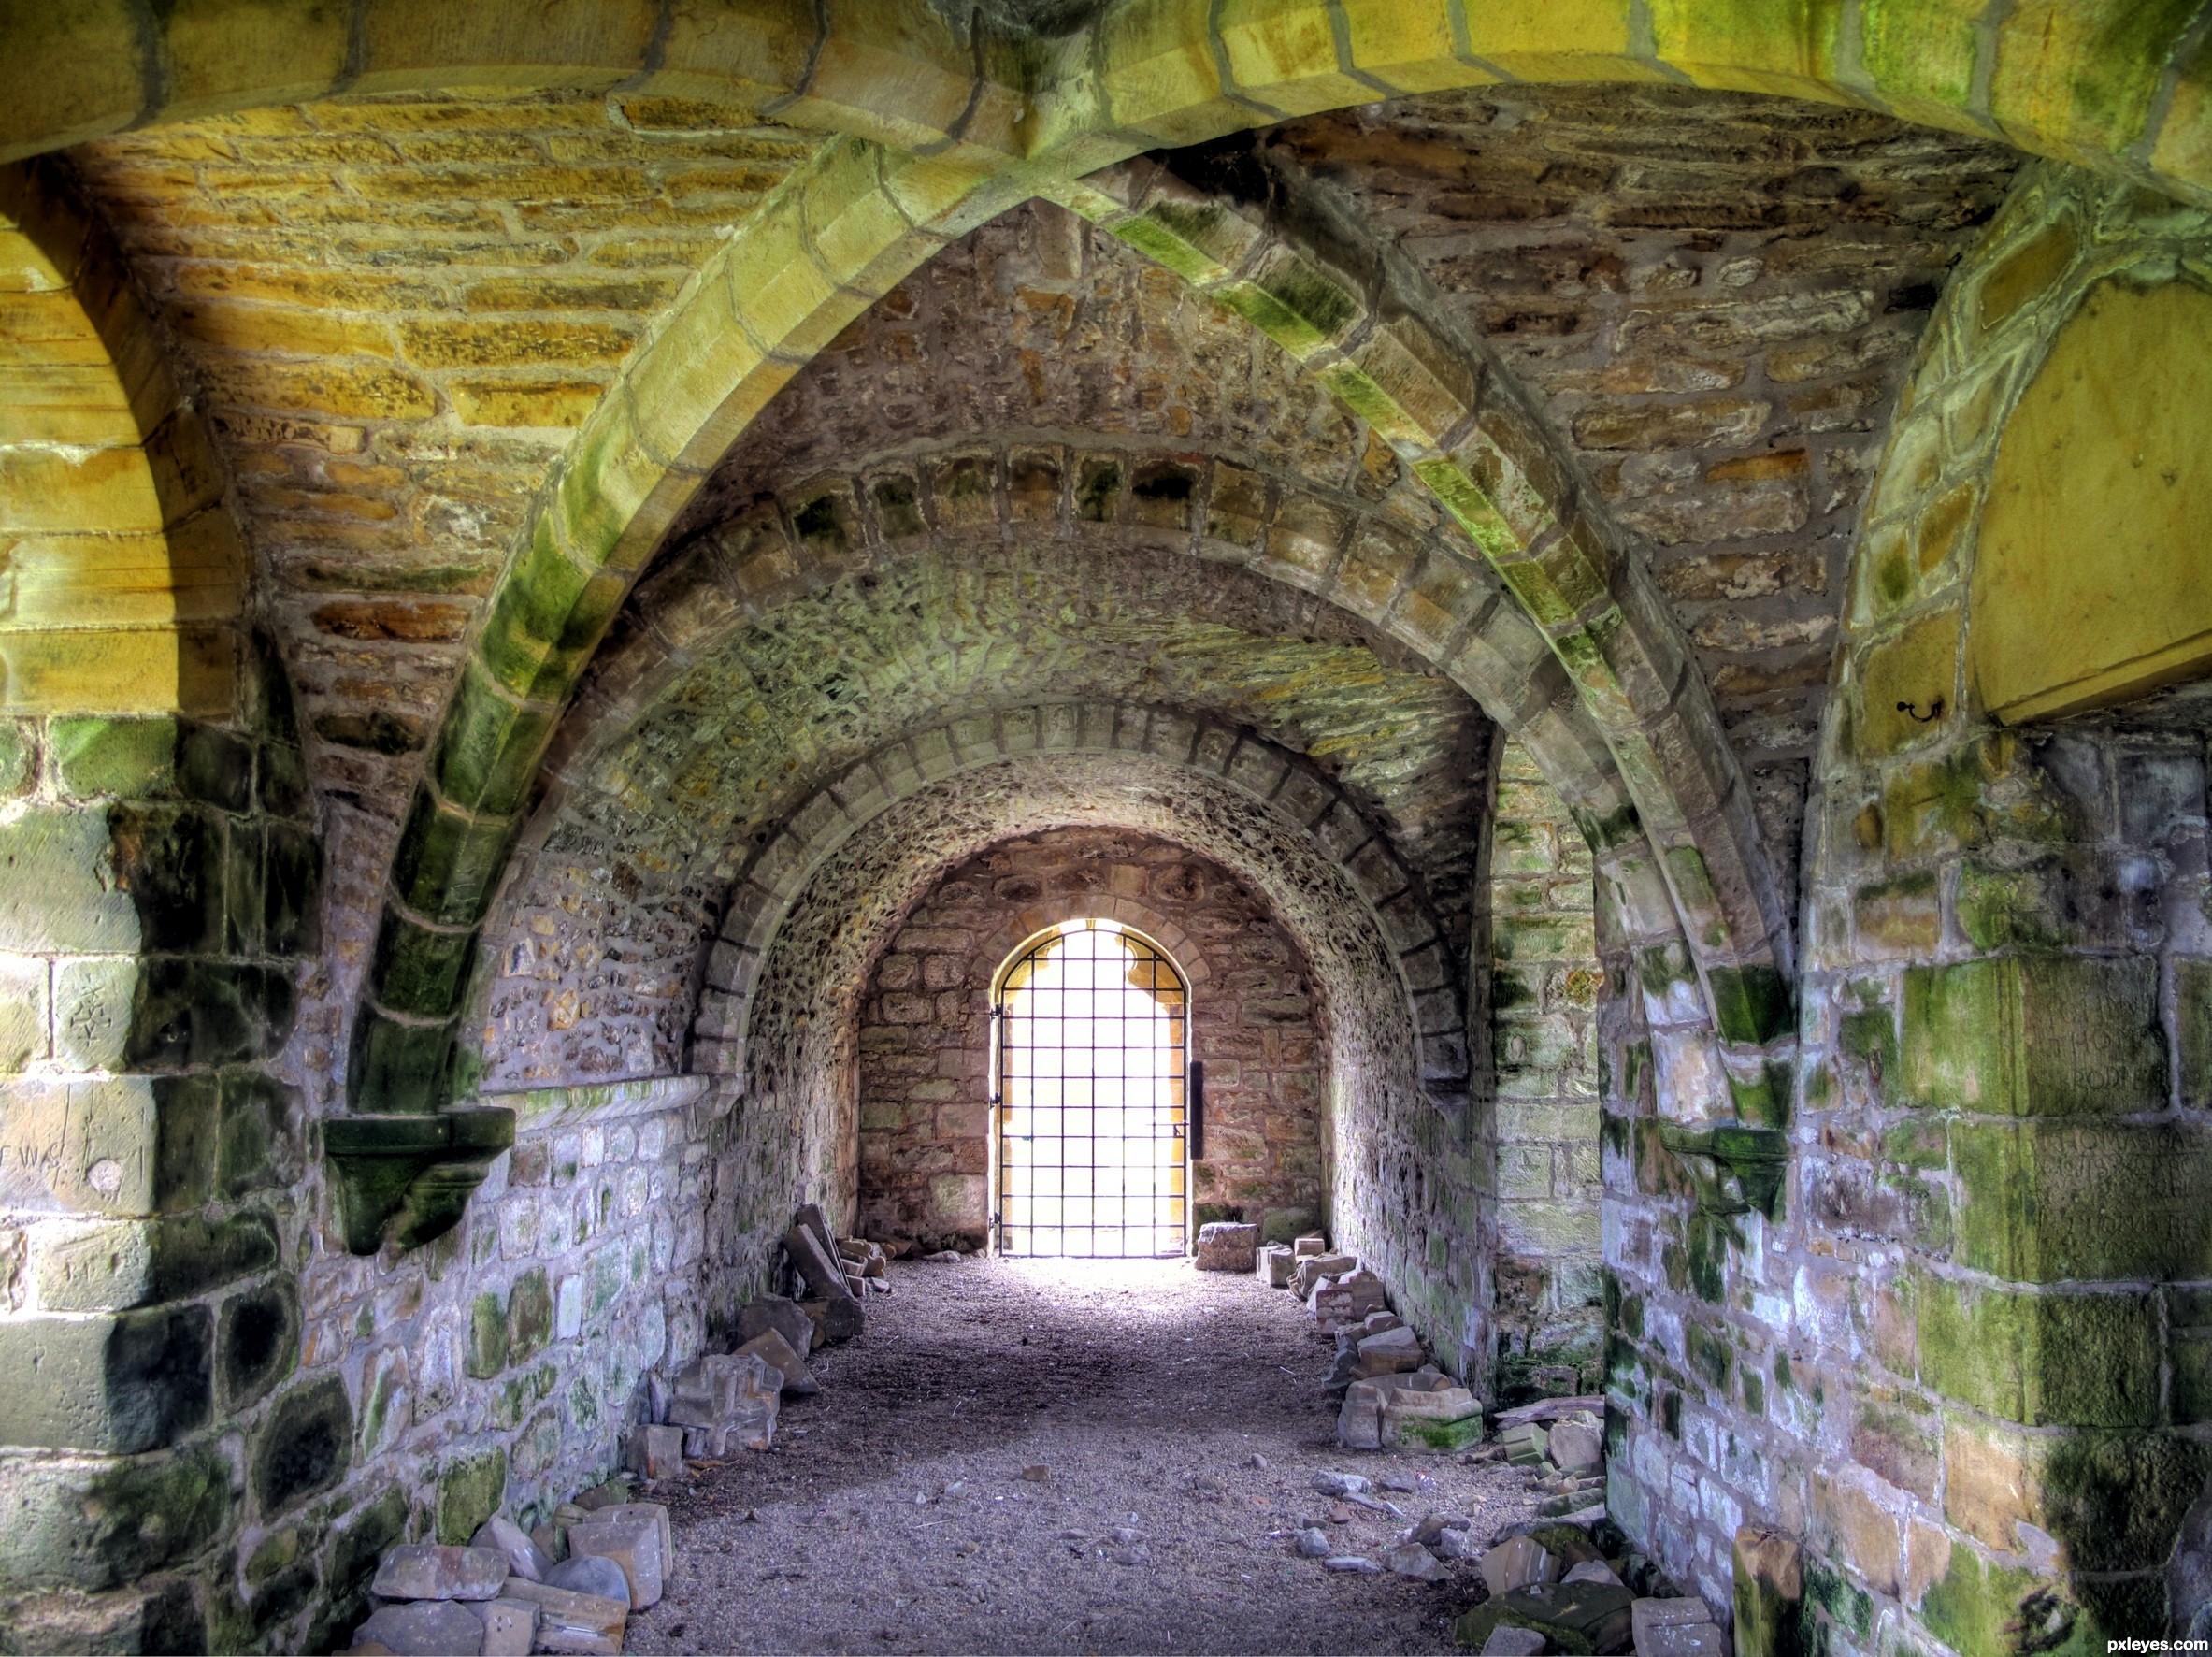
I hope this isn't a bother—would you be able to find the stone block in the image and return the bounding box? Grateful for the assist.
[627,1423,686,1481]
[1292,1252,1355,1297]
[1952,1118,2212,1282]
[371,1544,510,1602]
[353,1599,488,1655]
[1732,1526,1803,1657]
[1902,956,2164,1116]
[1548,1417,1603,1473]
[0,808,139,954]
[546,1554,630,1603]
[476,1597,537,1657]
[0,1305,211,1452]
[436,1451,508,1547]
[1195,1220,1258,1271]
[738,1296,817,1354]
[735,1327,819,1395]
[1916,1275,2157,1426]
[470,1518,552,1584]
[1486,1531,1557,1592]
[1260,1243,1297,1287]
[598,1504,672,1578]
[0,1444,229,1593]
[1479,1628,1546,1656]
[1632,1596,1717,1653]
[566,1512,662,1609]
[1294,1233,1327,1256]
[1311,1268,1388,1332]
[496,1578,624,1655]
[253,1376,352,1515]
[1337,1379,1386,1449]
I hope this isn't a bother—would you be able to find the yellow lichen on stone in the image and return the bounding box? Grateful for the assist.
[1970,278,2212,722]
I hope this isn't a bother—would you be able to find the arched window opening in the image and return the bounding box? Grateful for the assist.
[994,920,1189,1258]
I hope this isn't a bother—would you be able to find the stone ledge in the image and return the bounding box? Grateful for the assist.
[481,1074,708,1132]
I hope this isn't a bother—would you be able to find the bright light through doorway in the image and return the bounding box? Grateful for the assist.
[996,920,1187,1257]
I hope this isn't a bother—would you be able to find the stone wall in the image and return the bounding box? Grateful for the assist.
[1488,738,1603,1399]
[854,826,1327,1252]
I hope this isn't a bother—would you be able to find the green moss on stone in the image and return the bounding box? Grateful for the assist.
[1917,1276,2158,1426]
[467,1291,509,1379]
[1953,1117,2212,1282]
[435,1450,507,1546]
[508,1266,553,1362]
[1901,955,2163,1115]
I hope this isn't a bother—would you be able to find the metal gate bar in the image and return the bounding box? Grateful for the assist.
[996,921,1186,1258]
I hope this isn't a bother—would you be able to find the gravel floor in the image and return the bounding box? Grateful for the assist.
[625,1256,1539,1655]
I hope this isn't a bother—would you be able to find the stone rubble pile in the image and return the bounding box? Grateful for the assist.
[1493,1394,1609,1522]
[1453,1519,1717,1655]
[345,1203,892,1653]
[1245,1227,1708,1650]
[629,1206,857,1475]
[340,1493,670,1656]
[1248,1233,1483,1452]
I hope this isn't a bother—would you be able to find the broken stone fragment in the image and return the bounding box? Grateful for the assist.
[1294,1527,1331,1557]
[669,1351,781,1452]
[498,1577,627,1656]
[567,1510,664,1608]
[1412,1511,1472,1545]
[1431,1528,1477,1562]
[1500,1421,1550,1466]
[1563,1559,1622,1587]
[1385,1540,1447,1580]
[1293,1233,1327,1257]
[1357,1324,1423,1374]
[475,1596,538,1657]
[793,1203,838,1264]
[627,1421,687,1481]
[736,1326,820,1395]
[1194,1220,1259,1270]
[1291,1253,1357,1298]
[1479,1626,1547,1655]
[471,1517,553,1583]
[370,1543,510,1602]
[599,1501,673,1574]
[1311,1470,1372,1497]
[802,1294,865,1344]
[1322,1555,1382,1573]
[1467,1580,1636,1656]
[783,1222,856,1304]
[545,1553,631,1605]
[1311,1268,1389,1332]
[1634,1596,1723,1657]
[738,1295,820,1355]
[353,1599,492,1655]
[1547,1415,1603,1474]
[1479,1535,1557,1595]
[1337,1387,1383,1450]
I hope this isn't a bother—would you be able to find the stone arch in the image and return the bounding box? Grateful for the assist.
[683,699,1466,1104]
[0,159,247,716]
[1048,151,1796,1083]
[707,741,1493,1372]
[317,0,2212,1135]
[857,855,1304,1254]
[7,2,2210,209]
[0,154,323,1600]
[1775,168,2212,1645]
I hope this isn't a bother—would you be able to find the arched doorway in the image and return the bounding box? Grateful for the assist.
[993,919,1190,1259]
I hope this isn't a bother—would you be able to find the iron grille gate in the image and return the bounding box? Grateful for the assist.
[993,920,1187,1257]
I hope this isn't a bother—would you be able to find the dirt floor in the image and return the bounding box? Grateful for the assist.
[625,1256,1542,1655]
